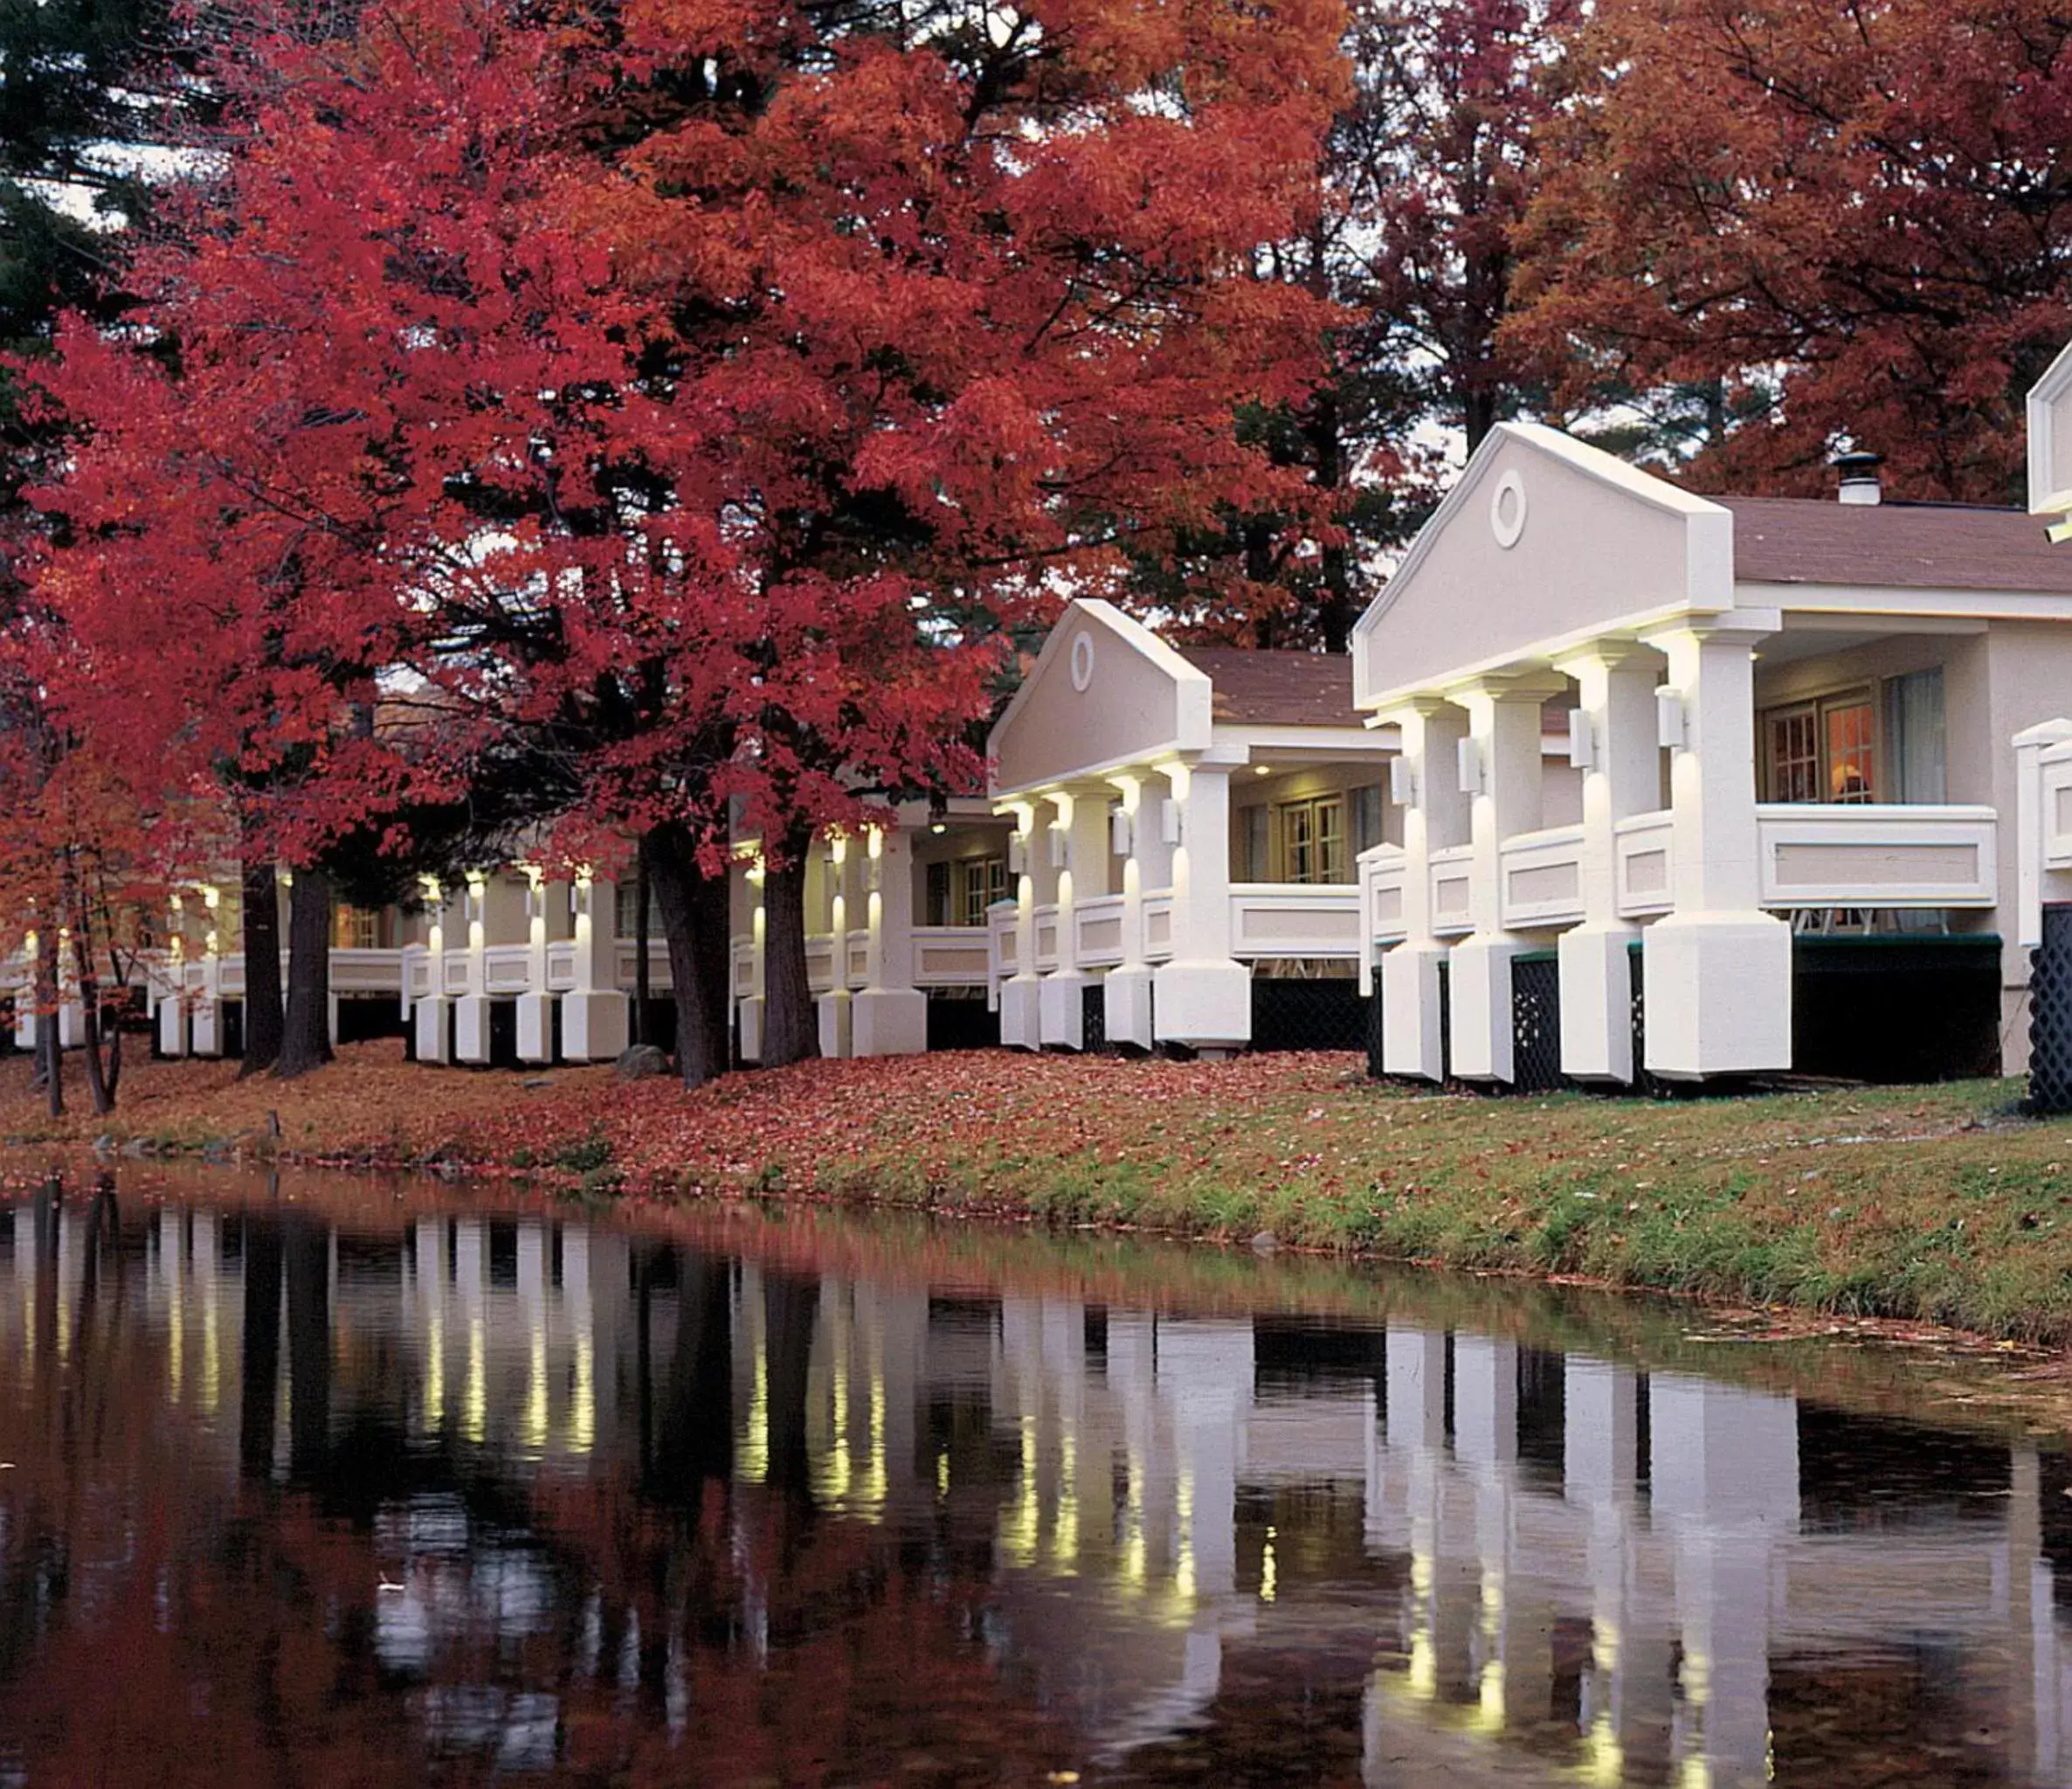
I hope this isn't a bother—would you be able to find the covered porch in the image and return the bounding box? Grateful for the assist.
[987,602,1391,1054]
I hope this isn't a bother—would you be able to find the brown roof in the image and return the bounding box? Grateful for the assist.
[1722,495,2072,594]
[1173,646,1361,727]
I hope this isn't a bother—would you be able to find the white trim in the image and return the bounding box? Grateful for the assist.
[1737,582,2072,619]
[1358,597,1709,712]
[1209,722,1393,758]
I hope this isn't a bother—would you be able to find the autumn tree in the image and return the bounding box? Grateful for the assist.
[1509,0,2072,501]
[1136,0,1575,652]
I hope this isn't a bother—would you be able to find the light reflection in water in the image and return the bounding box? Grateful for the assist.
[0,1170,2062,1786]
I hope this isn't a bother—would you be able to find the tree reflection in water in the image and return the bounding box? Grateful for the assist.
[0,1167,2062,1786]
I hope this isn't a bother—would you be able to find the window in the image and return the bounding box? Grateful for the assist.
[1240,806,1270,881]
[957,857,1009,927]
[332,905,381,950]
[1350,784,1386,857]
[614,882,657,938]
[1886,668,1946,803]
[1765,690,1876,804]
[1279,794,1346,884]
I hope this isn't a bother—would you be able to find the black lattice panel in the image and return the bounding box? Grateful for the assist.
[1365,977,1385,1079]
[1251,977,1369,1053]
[1510,956,1564,1094]
[1081,981,1107,1055]
[2031,906,2072,1113]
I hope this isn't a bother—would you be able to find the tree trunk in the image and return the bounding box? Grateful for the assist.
[276,867,335,1081]
[632,842,652,1046]
[759,827,819,1069]
[68,919,114,1118]
[33,926,61,1119]
[643,823,734,1089]
[239,853,283,1075]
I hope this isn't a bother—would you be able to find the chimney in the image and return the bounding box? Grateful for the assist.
[1832,449,1883,506]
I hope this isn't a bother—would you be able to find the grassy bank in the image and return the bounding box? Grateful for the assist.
[4,1043,2071,1341]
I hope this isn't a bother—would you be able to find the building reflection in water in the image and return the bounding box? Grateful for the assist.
[0,1179,2066,1785]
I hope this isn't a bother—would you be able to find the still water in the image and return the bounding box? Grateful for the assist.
[0,1168,2068,1786]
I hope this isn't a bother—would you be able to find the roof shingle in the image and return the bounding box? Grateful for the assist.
[1722,495,2072,595]
[1173,646,1361,727]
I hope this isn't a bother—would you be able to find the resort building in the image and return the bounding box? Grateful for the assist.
[19,354,2072,1087]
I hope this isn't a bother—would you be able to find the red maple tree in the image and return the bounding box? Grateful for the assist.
[1509,0,2072,501]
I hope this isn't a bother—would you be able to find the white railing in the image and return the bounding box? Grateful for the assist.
[1615,811,1675,918]
[1360,845,1410,949]
[330,947,406,994]
[1428,845,1475,937]
[1143,892,1175,962]
[731,939,756,998]
[1756,803,1997,908]
[1033,903,1060,973]
[546,941,577,991]
[1073,894,1127,968]
[1499,825,1586,929]
[913,925,993,988]
[1229,883,1363,958]
[403,943,434,998]
[484,943,532,994]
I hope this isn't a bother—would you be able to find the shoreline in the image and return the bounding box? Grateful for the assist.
[3,1042,2070,1344]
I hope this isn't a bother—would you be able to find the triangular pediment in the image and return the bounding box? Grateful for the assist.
[1353,424,1733,708]
[990,598,1212,798]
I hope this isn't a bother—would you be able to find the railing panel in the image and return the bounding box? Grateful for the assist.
[2044,743,2072,870]
[1755,803,1997,908]
[545,941,576,991]
[913,925,993,988]
[1428,846,1475,937]
[1033,903,1060,973]
[1074,894,1126,968]
[1614,812,1674,918]
[1143,893,1175,962]
[331,947,406,993]
[484,944,532,994]
[1499,825,1586,929]
[1230,883,1363,958]
[1360,846,1410,948]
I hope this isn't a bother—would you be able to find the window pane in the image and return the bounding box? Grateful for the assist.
[1826,700,1875,803]
[1768,708,1820,803]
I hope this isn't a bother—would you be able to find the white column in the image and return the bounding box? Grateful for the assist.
[1104,772,1157,1051]
[1640,617,1792,1078]
[1449,676,1559,1083]
[192,887,225,1057]
[1039,790,1107,1049]
[453,872,493,1066]
[413,880,455,1064]
[738,855,768,1064]
[156,895,190,1057]
[562,874,628,1062]
[1153,763,1251,1052]
[853,825,928,1056]
[1557,643,1663,1082]
[517,870,557,1064]
[998,804,1043,1049]
[816,834,855,1059]
[1381,701,1468,1080]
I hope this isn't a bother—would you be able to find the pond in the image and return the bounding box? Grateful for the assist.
[0,1163,2067,1786]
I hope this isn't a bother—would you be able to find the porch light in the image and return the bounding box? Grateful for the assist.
[1254,763,1272,776]
[930,822,946,834]
[1654,686,1687,750]
[1389,756,1416,805]
[1456,735,1486,798]
[1566,708,1596,770]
